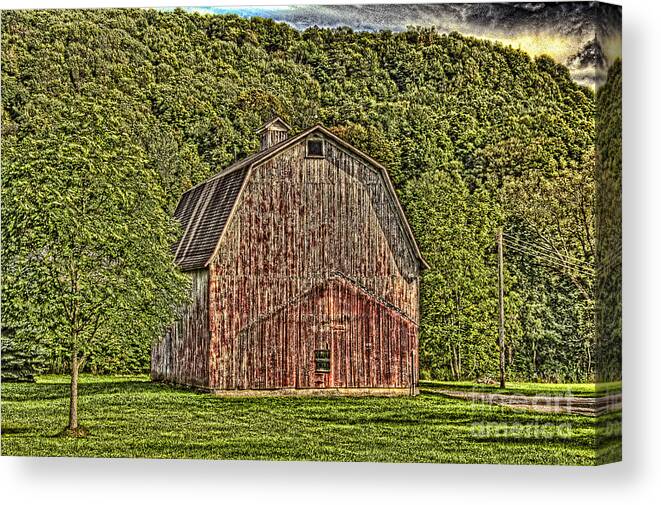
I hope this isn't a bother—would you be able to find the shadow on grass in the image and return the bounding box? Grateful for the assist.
[2,380,164,402]
[421,381,495,392]
[310,415,417,425]
[1,425,32,435]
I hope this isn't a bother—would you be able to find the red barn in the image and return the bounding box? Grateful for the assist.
[151,118,426,395]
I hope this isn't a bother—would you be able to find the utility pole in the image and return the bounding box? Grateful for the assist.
[497,228,506,389]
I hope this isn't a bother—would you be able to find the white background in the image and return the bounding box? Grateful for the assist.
[1,1,658,504]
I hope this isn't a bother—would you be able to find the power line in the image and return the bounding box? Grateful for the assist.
[506,250,594,278]
[506,248,593,277]
[503,233,593,270]
[502,235,595,274]
[503,233,578,261]
[503,240,594,275]
[505,232,622,274]
[504,236,589,267]
[503,239,594,276]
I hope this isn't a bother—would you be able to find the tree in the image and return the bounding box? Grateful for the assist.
[595,59,622,382]
[502,155,595,301]
[500,154,596,381]
[1,97,189,433]
[402,168,500,380]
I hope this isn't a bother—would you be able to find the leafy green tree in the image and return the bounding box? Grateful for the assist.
[595,59,622,382]
[403,169,500,380]
[503,154,595,301]
[498,149,596,381]
[2,97,189,432]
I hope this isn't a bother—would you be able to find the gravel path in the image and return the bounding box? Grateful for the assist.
[424,389,622,416]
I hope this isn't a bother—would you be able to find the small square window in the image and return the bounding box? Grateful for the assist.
[314,349,331,373]
[306,139,324,157]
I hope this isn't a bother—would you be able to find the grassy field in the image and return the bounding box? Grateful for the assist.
[1,375,620,465]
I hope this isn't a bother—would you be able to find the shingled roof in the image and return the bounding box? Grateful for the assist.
[172,124,428,271]
[173,166,247,271]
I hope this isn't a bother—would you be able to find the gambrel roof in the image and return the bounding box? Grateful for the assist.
[173,124,428,271]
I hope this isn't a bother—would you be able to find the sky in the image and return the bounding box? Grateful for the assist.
[181,2,622,88]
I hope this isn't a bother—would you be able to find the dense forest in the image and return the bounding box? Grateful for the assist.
[1,9,619,383]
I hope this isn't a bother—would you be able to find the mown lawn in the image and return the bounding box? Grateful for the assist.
[1,375,619,465]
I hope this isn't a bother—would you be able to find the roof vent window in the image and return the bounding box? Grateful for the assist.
[257,117,291,151]
[306,138,325,158]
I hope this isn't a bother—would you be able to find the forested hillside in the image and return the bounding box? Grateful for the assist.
[2,8,600,381]
[595,60,622,382]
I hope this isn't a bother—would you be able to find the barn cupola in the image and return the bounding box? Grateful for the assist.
[257,117,291,151]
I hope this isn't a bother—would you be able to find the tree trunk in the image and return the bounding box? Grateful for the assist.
[497,229,506,389]
[69,348,79,431]
[457,345,462,378]
[449,350,456,380]
[450,345,461,380]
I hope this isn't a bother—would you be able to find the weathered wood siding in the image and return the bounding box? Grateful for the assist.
[151,269,210,387]
[207,137,420,390]
[232,275,417,389]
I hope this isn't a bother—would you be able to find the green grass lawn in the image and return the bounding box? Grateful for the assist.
[1,375,620,465]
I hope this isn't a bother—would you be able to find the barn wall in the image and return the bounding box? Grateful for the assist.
[151,268,210,387]
[234,276,417,390]
[207,138,420,391]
